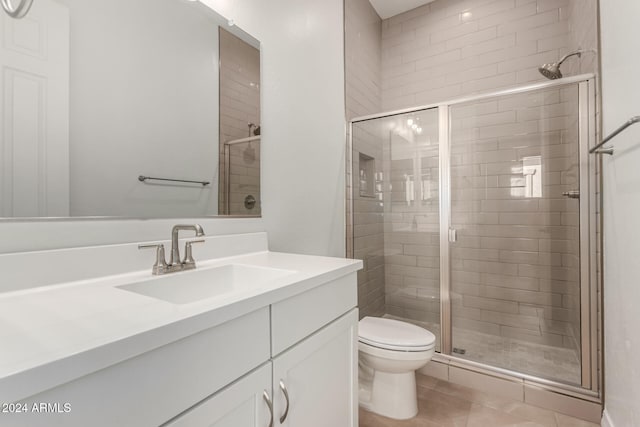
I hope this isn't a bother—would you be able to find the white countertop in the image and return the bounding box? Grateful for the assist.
[0,250,362,403]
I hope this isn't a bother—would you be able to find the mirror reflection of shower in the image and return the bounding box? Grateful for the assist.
[222,135,261,215]
[218,26,261,216]
[244,123,260,164]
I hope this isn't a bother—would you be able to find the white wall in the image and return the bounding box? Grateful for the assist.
[600,1,640,426]
[0,0,345,256]
[201,0,346,257]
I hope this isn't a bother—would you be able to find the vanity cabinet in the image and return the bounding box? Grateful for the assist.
[7,272,358,427]
[272,309,358,427]
[7,308,271,427]
[270,273,358,427]
[167,274,358,427]
[167,309,357,427]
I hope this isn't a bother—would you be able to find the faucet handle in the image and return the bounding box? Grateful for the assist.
[138,243,168,275]
[183,239,205,265]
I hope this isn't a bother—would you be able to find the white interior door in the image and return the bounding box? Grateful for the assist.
[0,0,69,217]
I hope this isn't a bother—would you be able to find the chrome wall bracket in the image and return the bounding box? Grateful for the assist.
[1,0,34,19]
[590,115,640,154]
[593,147,614,155]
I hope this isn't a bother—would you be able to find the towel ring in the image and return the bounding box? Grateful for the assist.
[1,0,34,19]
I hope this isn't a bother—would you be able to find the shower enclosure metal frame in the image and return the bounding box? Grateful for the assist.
[347,74,601,401]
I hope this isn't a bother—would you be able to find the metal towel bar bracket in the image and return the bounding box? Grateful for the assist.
[590,116,640,155]
[138,175,210,186]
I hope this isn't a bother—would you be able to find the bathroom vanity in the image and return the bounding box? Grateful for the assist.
[0,232,361,427]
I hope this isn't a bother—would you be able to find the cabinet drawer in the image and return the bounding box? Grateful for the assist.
[271,273,357,355]
[10,308,271,427]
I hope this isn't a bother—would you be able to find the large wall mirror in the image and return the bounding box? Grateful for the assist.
[0,0,261,219]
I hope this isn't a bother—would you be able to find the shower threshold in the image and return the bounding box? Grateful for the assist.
[384,314,581,386]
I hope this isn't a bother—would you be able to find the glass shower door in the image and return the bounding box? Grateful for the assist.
[448,86,583,385]
[351,108,442,351]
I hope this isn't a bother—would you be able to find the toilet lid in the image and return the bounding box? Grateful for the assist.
[358,317,436,352]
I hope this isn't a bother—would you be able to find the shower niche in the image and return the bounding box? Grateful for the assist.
[358,153,376,198]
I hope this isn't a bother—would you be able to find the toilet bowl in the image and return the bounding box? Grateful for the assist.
[358,316,436,420]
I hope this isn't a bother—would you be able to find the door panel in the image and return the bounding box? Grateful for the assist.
[0,0,69,217]
[447,86,582,385]
[351,109,441,350]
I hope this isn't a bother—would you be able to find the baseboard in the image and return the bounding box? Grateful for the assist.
[419,358,602,423]
[601,408,614,427]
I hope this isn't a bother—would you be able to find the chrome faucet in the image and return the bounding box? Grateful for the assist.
[139,224,205,275]
[170,224,205,266]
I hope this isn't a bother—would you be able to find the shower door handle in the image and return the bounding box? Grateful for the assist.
[448,229,457,243]
[562,190,580,199]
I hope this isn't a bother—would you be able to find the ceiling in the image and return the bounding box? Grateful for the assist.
[368,0,437,19]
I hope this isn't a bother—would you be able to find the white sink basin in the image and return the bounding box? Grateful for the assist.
[118,264,295,304]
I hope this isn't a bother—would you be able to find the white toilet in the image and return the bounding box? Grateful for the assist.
[358,316,436,420]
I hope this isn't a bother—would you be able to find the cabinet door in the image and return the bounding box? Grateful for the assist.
[272,309,358,427]
[165,363,273,427]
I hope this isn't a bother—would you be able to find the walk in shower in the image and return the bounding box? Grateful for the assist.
[347,75,600,395]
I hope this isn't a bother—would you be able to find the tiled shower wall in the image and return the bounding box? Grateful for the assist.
[378,0,597,352]
[345,0,385,318]
[566,0,599,77]
[218,28,261,215]
[345,0,382,119]
[346,0,599,352]
[380,0,572,111]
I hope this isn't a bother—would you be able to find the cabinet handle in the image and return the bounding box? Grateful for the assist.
[279,380,290,424]
[263,390,274,427]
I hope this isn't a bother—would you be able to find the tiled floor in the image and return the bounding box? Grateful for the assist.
[386,315,581,385]
[359,374,600,427]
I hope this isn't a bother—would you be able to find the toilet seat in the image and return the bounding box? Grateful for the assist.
[359,317,436,352]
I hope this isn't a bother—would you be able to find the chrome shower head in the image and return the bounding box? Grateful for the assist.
[538,63,563,80]
[538,50,583,80]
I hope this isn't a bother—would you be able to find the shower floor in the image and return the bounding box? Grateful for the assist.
[385,315,581,385]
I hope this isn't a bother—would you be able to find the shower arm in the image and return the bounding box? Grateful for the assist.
[590,116,640,155]
[1,0,34,19]
[558,50,583,66]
